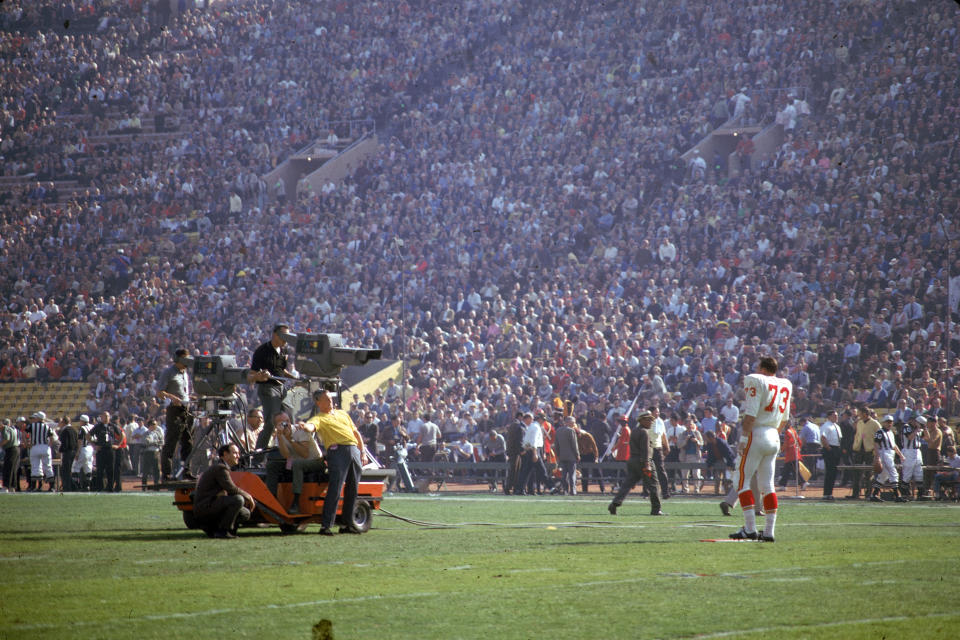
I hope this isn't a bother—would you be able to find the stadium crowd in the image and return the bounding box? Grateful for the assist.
[1,0,959,493]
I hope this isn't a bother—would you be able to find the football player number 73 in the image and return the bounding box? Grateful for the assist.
[764,384,790,413]
[746,384,790,413]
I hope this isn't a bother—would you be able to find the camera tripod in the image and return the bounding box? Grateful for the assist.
[184,394,251,477]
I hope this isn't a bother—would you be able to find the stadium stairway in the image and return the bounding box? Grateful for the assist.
[341,360,403,412]
[0,381,92,420]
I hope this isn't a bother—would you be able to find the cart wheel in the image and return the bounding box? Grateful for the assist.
[182,510,201,530]
[279,522,306,534]
[352,500,372,533]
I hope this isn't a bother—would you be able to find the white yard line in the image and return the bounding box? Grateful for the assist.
[7,559,945,632]
[693,611,960,639]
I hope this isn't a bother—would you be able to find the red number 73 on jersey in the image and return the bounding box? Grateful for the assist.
[764,384,790,413]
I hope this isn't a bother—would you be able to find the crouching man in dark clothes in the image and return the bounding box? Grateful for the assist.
[193,443,255,539]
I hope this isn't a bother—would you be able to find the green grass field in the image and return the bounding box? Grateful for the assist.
[1,492,958,640]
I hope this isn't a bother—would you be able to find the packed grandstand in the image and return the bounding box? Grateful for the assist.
[1,0,958,457]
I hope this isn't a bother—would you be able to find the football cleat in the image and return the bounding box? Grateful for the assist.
[719,501,732,516]
[729,527,758,541]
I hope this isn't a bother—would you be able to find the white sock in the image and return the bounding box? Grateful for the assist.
[764,510,778,537]
[743,508,756,533]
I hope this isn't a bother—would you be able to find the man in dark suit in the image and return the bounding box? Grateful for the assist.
[504,413,525,495]
[57,417,79,492]
[90,411,117,492]
[823,379,844,405]
[608,411,665,516]
[193,444,254,538]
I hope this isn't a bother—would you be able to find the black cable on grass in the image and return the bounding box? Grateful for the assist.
[375,508,623,529]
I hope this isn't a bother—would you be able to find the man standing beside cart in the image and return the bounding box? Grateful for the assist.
[307,390,368,536]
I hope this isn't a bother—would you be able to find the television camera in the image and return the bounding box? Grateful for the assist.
[281,331,382,383]
[189,354,251,399]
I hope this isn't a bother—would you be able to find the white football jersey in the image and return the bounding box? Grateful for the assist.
[741,373,792,430]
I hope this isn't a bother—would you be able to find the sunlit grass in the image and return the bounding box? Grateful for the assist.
[1,492,958,639]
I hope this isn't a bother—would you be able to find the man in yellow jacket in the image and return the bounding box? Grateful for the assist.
[849,405,880,499]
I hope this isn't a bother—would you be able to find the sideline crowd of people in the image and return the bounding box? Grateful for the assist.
[1,1,959,497]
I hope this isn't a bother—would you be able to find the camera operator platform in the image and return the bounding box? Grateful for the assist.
[171,331,381,479]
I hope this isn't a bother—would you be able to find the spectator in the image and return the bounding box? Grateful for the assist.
[777,420,802,492]
[554,416,580,496]
[703,431,735,495]
[0,0,956,477]
[678,416,704,494]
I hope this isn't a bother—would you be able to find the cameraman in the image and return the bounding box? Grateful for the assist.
[250,324,297,453]
[265,411,326,514]
[156,348,195,481]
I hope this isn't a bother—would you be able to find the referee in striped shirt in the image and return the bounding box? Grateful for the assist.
[27,411,56,492]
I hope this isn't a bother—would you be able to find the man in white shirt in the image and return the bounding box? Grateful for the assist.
[658,237,677,262]
[405,414,424,444]
[819,410,843,500]
[140,419,164,489]
[933,445,960,499]
[519,413,549,494]
[720,397,740,425]
[799,417,822,485]
[452,433,475,463]
[418,414,441,461]
[126,417,145,477]
[649,406,670,499]
[664,413,686,493]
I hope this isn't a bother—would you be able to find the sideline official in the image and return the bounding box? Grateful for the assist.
[1,418,21,491]
[28,411,56,492]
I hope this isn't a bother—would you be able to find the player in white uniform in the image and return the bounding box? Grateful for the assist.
[72,415,96,491]
[869,415,904,502]
[730,357,792,542]
[899,415,926,500]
